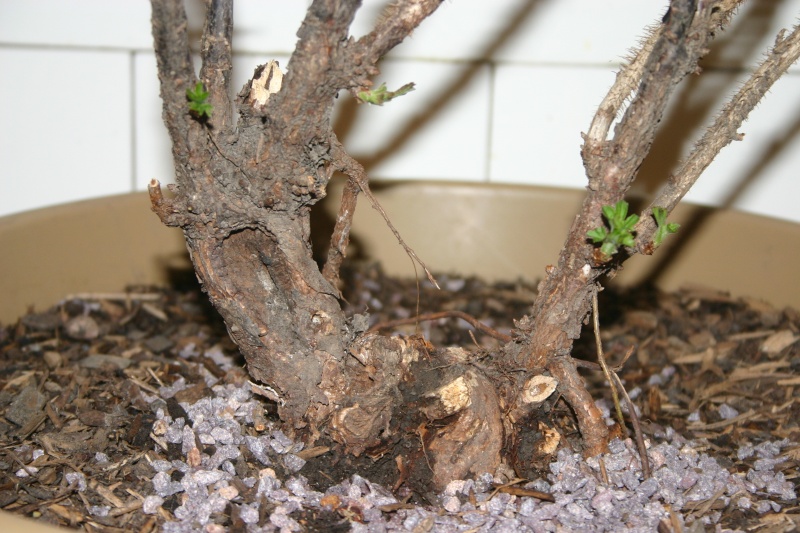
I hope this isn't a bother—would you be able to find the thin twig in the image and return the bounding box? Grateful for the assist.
[368,310,511,342]
[332,141,439,289]
[610,370,651,479]
[356,0,446,65]
[592,287,626,433]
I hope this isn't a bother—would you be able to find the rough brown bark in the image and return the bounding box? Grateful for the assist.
[150,0,796,488]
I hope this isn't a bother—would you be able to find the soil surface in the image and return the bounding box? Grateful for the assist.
[0,262,798,532]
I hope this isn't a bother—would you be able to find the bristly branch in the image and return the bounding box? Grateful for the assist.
[585,22,661,146]
[635,22,800,249]
[199,0,234,132]
[586,1,744,151]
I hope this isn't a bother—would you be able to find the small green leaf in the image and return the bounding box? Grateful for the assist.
[186,82,213,118]
[652,207,680,246]
[587,227,608,243]
[357,82,415,106]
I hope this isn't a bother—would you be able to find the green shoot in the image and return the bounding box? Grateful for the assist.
[357,82,415,106]
[587,200,639,261]
[652,207,680,246]
[187,82,213,118]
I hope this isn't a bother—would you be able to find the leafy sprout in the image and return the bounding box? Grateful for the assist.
[357,82,415,106]
[652,207,680,246]
[186,82,213,119]
[587,200,639,261]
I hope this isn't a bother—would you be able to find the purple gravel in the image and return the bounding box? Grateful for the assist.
[144,375,796,532]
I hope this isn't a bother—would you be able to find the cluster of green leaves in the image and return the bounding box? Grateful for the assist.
[357,82,415,106]
[587,201,639,261]
[186,82,213,118]
[588,201,680,261]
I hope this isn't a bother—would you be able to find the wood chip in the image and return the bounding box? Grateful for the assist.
[64,315,100,340]
[296,446,331,460]
[688,409,760,431]
[727,330,775,342]
[141,302,168,322]
[728,361,791,382]
[760,329,799,355]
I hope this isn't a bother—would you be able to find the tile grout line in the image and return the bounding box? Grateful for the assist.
[484,61,496,183]
[129,51,137,192]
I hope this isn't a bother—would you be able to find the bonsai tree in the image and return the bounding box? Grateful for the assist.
[148,0,800,489]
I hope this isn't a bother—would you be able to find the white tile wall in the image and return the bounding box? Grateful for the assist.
[490,64,617,188]
[335,59,492,180]
[1,0,799,223]
[0,48,132,215]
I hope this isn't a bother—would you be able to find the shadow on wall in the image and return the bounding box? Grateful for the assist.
[333,0,544,173]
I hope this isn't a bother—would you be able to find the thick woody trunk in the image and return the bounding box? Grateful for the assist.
[149,0,508,488]
[149,0,791,489]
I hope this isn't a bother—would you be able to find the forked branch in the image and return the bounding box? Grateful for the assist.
[636,22,800,248]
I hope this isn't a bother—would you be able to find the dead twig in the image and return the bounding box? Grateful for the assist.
[490,478,555,503]
[610,370,651,479]
[588,288,650,478]
[331,140,439,289]
[592,287,626,433]
[64,292,163,302]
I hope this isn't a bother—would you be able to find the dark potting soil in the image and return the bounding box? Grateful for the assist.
[0,262,798,532]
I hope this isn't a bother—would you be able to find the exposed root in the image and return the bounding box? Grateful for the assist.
[547,356,609,457]
[420,370,504,489]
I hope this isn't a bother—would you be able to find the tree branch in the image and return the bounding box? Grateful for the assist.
[199,0,234,132]
[322,173,359,290]
[275,0,362,136]
[149,0,197,157]
[356,0,445,64]
[636,22,800,249]
[508,0,741,455]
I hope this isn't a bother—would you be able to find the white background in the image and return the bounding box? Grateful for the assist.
[1,0,799,222]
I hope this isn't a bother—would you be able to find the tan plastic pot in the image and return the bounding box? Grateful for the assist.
[1,182,799,531]
[2,182,799,327]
